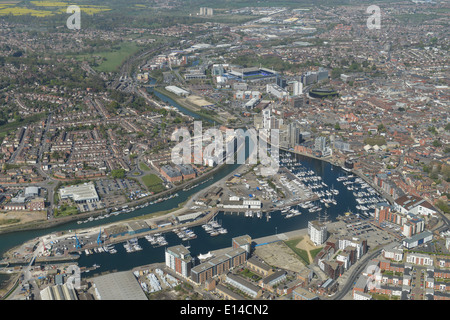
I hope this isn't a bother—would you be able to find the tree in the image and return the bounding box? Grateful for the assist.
[111,169,125,179]
[433,140,442,148]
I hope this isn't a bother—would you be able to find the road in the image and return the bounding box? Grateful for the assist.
[331,245,391,300]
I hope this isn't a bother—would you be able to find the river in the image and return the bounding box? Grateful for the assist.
[0,83,371,281]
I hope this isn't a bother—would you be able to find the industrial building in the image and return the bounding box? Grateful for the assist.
[91,271,148,300]
[58,182,99,203]
[40,284,78,300]
[165,85,189,97]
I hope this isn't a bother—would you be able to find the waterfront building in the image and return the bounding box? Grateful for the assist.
[232,235,252,255]
[91,271,147,300]
[308,220,328,246]
[165,245,193,278]
[160,165,183,183]
[190,247,247,284]
[40,284,78,300]
[165,85,189,97]
[394,194,438,217]
[374,203,425,237]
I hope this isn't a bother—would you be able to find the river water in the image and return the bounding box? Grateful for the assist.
[74,154,361,276]
[0,83,367,280]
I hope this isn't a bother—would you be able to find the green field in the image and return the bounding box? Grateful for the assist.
[283,238,310,265]
[142,174,165,194]
[75,41,142,72]
[54,205,78,217]
[139,162,151,172]
[0,218,21,226]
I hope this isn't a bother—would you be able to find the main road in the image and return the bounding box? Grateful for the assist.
[331,242,399,300]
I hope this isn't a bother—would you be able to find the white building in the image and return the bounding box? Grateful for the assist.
[266,83,288,100]
[402,231,433,249]
[221,197,261,209]
[338,237,367,260]
[59,182,99,203]
[382,245,404,261]
[308,220,327,246]
[353,291,372,300]
[293,81,303,96]
[165,85,189,97]
[394,194,438,217]
[406,253,434,266]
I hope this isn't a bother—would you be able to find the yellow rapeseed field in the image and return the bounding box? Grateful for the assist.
[0,2,111,16]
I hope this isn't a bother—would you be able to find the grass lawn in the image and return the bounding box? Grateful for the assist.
[139,162,151,172]
[0,218,20,226]
[76,41,141,72]
[284,238,310,265]
[239,268,262,281]
[310,247,323,260]
[142,174,165,194]
[54,205,78,217]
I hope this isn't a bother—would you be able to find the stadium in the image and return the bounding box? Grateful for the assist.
[226,67,278,82]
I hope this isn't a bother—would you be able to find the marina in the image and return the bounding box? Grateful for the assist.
[68,150,384,276]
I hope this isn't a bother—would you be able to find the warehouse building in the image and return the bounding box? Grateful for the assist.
[165,85,189,97]
[40,284,78,300]
[58,182,99,203]
[91,271,147,300]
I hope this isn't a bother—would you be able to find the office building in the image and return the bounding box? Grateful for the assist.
[59,182,99,203]
[293,81,303,96]
[266,83,288,100]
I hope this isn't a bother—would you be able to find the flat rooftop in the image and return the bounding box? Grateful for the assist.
[92,271,147,300]
[59,182,99,202]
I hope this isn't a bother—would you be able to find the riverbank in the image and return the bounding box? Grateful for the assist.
[0,156,229,236]
[0,151,248,265]
[151,86,225,125]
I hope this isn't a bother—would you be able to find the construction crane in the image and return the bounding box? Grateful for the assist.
[75,233,81,249]
[97,229,102,245]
